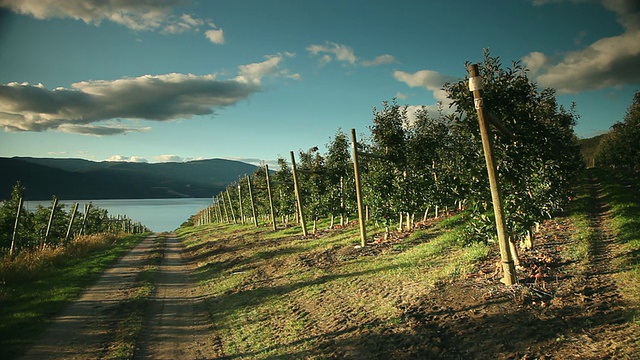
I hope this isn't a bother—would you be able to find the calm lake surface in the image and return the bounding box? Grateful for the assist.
[24,198,213,233]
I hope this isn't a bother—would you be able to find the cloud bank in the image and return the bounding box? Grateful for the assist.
[524,0,640,93]
[0,75,258,134]
[0,55,298,135]
[0,0,225,44]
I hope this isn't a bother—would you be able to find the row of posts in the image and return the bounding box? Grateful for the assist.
[9,199,145,257]
[195,64,516,285]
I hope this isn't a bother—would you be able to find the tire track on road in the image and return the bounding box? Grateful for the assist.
[135,235,212,359]
[19,235,158,360]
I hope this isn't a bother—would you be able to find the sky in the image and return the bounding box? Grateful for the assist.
[0,0,639,166]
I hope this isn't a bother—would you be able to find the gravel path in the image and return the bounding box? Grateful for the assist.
[19,236,158,359]
[20,234,213,359]
[135,236,212,359]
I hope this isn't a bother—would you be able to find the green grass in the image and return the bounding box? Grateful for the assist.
[0,233,148,359]
[566,169,640,322]
[596,169,640,321]
[179,211,491,358]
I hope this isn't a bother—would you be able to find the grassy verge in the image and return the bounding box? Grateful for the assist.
[178,212,491,358]
[597,169,640,321]
[566,169,640,322]
[0,232,149,358]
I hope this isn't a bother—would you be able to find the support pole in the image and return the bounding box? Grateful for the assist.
[351,129,367,247]
[81,203,91,235]
[226,189,237,224]
[237,182,245,224]
[64,202,79,244]
[44,197,58,247]
[9,197,23,257]
[221,194,230,223]
[247,175,259,227]
[468,63,517,286]
[265,165,277,230]
[290,151,308,237]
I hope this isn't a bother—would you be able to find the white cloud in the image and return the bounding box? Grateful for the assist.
[0,53,302,135]
[205,27,224,44]
[524,0,640,93]
[307,42,357,65]
[0,72,260,134]
[307,42,397,68]
[153,154,184,163]
[235,53,300,85]
[395,91,408,100]
[393,69,455,105]
[106,155,148,163]
[522,51,548,77]
[361,54,397,67]
[0,0,214,35]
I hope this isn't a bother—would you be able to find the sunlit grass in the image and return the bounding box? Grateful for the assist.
[178,210,491,358]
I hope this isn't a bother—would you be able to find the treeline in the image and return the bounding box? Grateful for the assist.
[193,52,583,249]
[594,90,640,171]
[0,183,149,256]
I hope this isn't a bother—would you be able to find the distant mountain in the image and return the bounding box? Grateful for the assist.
[0,157,260,200]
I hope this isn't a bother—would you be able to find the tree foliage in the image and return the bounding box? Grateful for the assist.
[595,91,640,171]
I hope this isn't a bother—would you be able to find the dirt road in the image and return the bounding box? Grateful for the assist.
[20,234,212,360]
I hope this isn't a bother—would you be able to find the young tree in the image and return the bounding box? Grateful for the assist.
[444,51,582,244]
[272,157,296,225]
[325,129,356,226]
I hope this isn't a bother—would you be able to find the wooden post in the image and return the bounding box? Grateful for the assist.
[226,189,237,224]
[80,203,91,235]
[64,203,79,244]
[237,182,245,224]
[220,195,230,223]
[468,63,517,286]
[9,197,23,257]
[290,151,308,237]
[44,197,59,247]
[351,129,367,247]
[265,165,277,230]
[247,175,259,227]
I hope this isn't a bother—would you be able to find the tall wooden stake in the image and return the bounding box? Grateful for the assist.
[237,182,245,224]
[221,195,230,223]
[247,175,259,227]
[64,202,79,244]
[44,197,58,247]
[351,129,367,247]
[81,203,91,235]
[265,165,277,230]
[9,197,23,257]
[468,63,517,286]
[226,189,237,224]
[290,151,308,237]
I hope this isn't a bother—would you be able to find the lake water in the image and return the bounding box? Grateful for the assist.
[23,198,214,233]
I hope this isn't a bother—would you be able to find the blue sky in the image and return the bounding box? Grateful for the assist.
[0,0,638,166]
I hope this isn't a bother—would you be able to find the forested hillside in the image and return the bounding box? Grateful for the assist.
[0,157,259,200]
